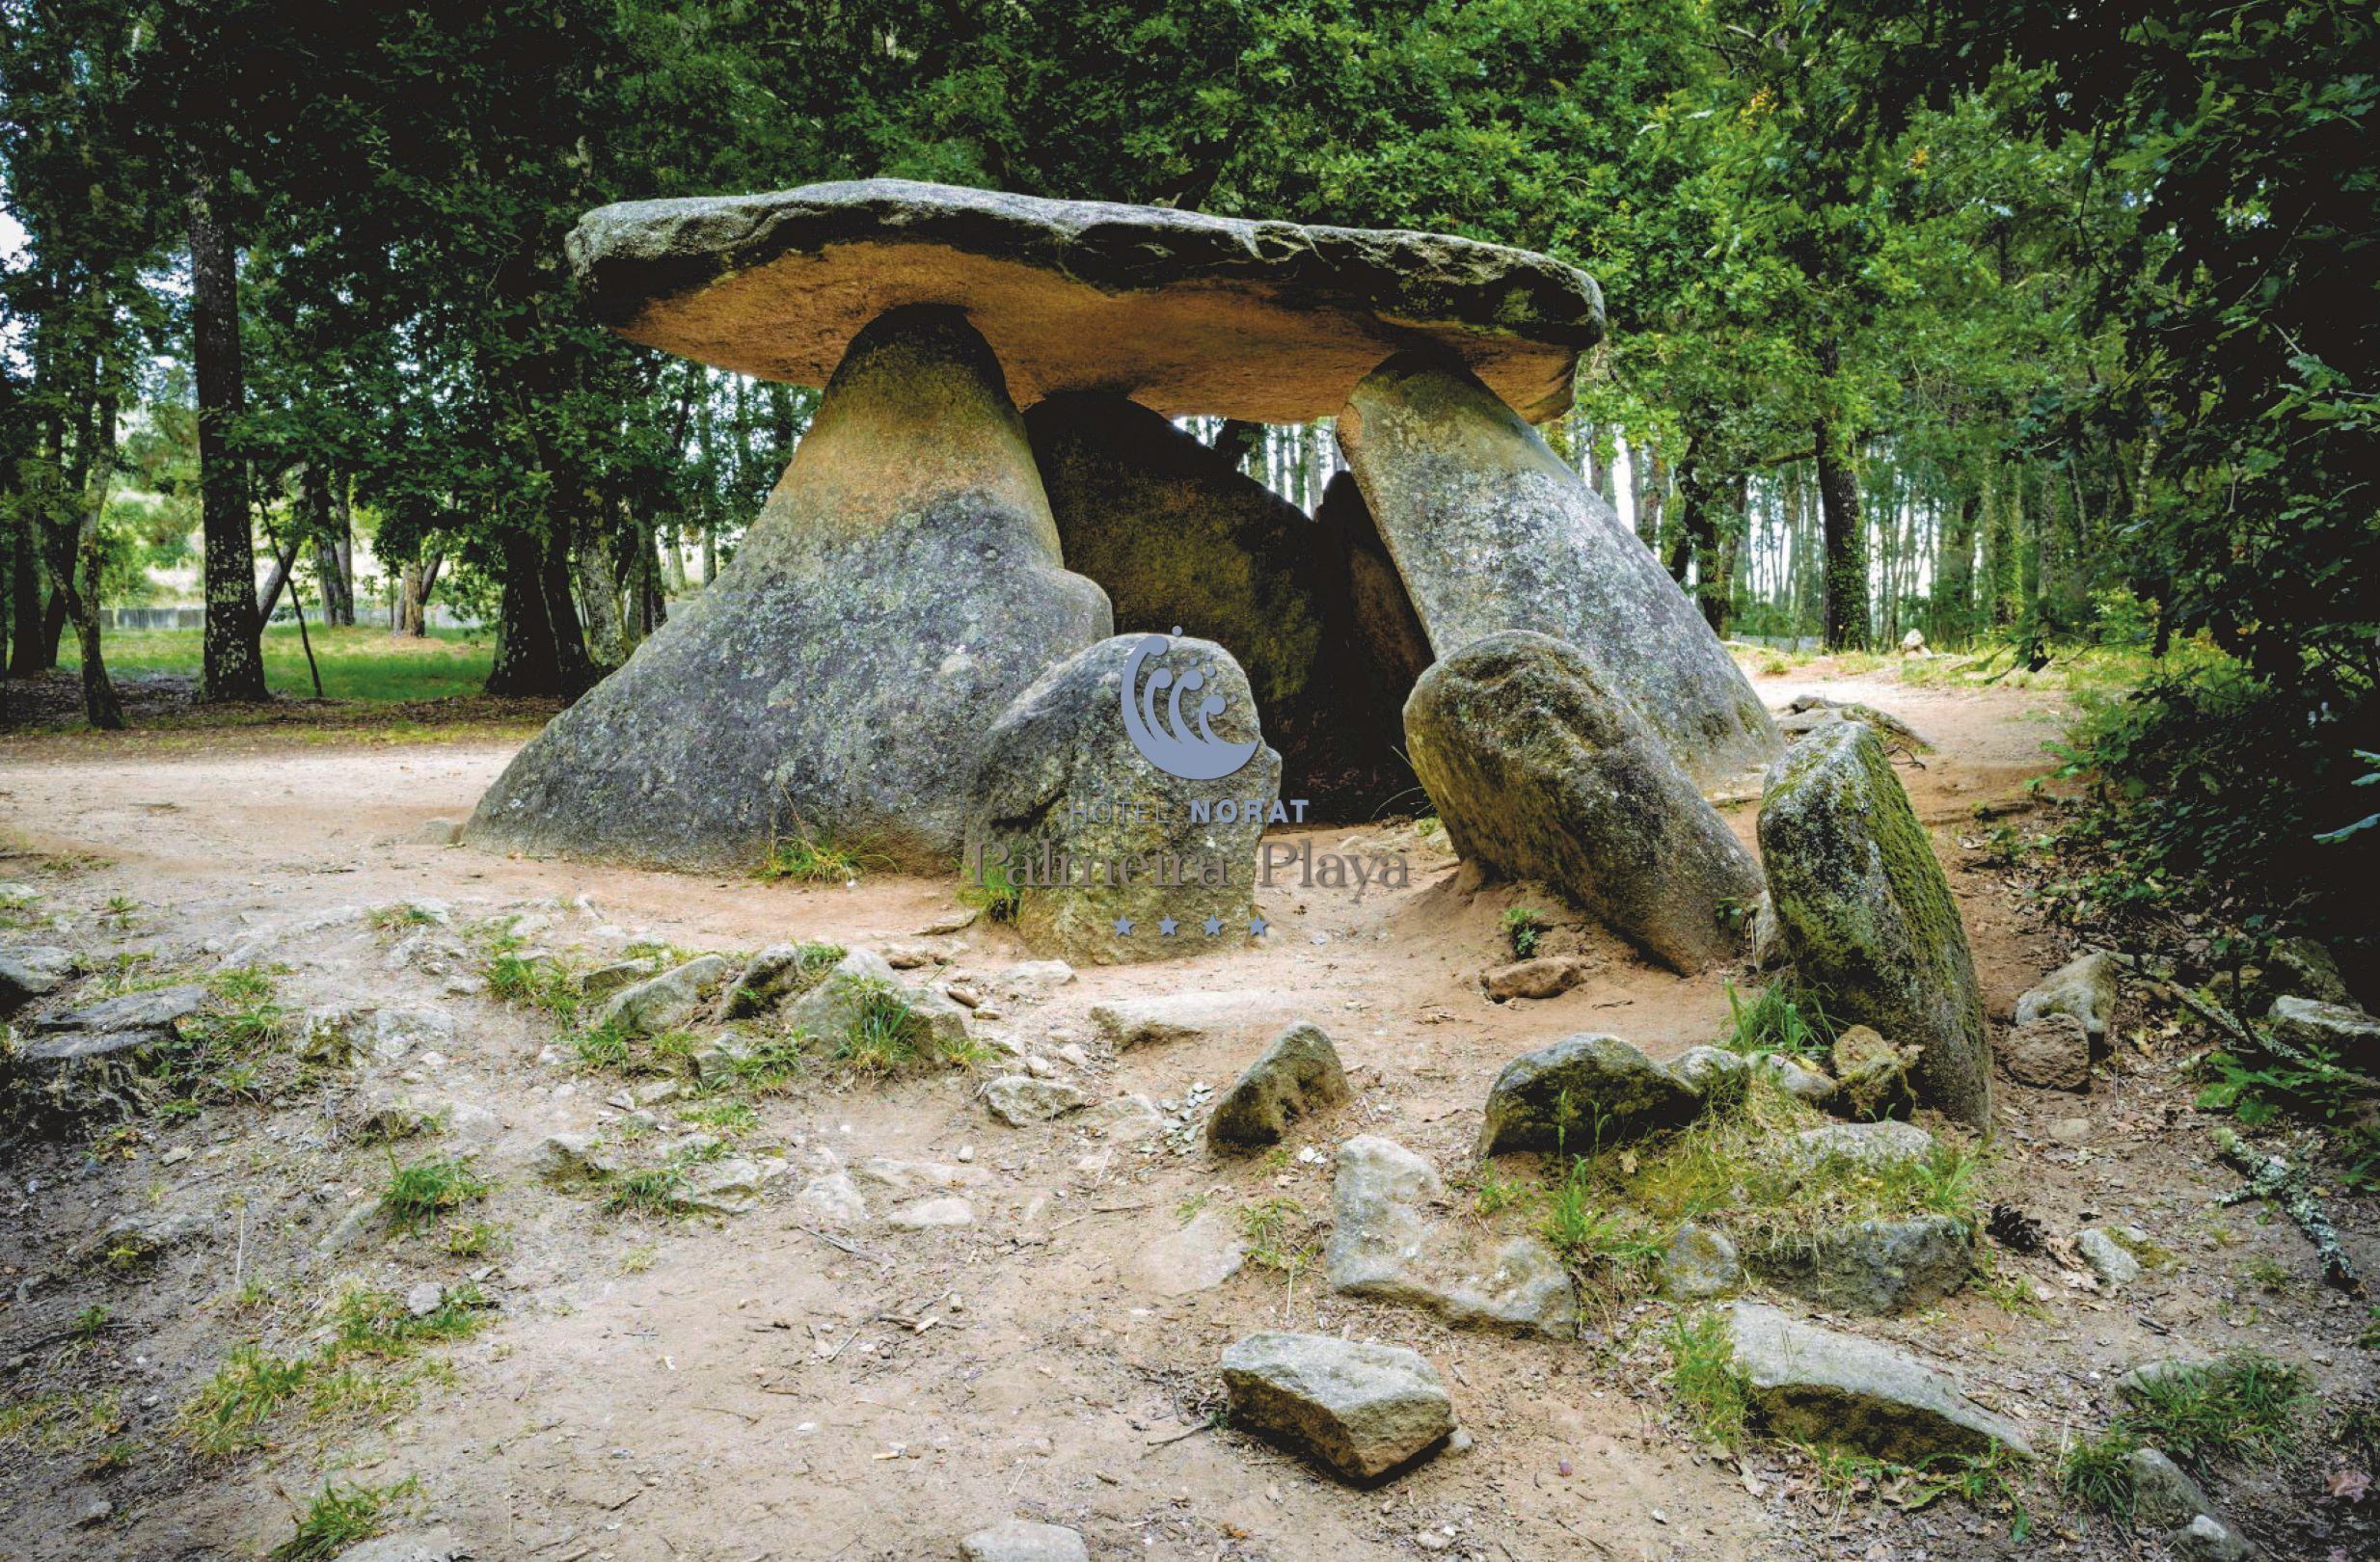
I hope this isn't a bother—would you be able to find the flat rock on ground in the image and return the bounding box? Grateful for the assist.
[1089,991,1299,1050]
[1477,1033,1701,1156]
[1747,1215,1973,1314]
[1727,1302,2032,1462]
[1996,1011,2092,1091]
[1324,1135,1576,1336]
[958,1520,1091,1562]
[566,178,1604,424]
[2015,951,2120,1041]
[1221,1331,1457,1481]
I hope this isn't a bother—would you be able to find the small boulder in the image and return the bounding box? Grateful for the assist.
[1088,991,1296,1051]
[2015,951,2119,1042]
[36,983,207,1035]
[886,1196,975,1228]
[1084,1093,1167,1143]
[985,1074,1089,1127]
[323,1529,466,1562]
[1749,1216,1973,1314]
[577,956,660,998]
[793,1170,869,1226]
[599,955,732,1036]
[1129,1207,1248,1297]
[1206,1023,1349,1150]
[1221,1332,1457,1481]
[1727,1302,2032,1461]
[1829,1025,1918,1119]
[534,1132,623,1182]
[1792,1119,1934,1172]
[2267,994,2380,1069]
[1401,633,1764,973]
[1324,1136,1575,1336]
[1478,1034,1700,1156]
[1757,1054,1839,1109]
[1482,955,1587,1002]
[1996,1012,2092,1091]
[2076,1227,2142,1291]
[1668,1045,1750,1109]
[1759,720,1990,1126]
[0,945,75,1011]
[1658,1223,1743,1301]
[722,943,842,1017]
[958,1521,1090,1562]
[784,948,972,1055]
[2264,935,2353,1008]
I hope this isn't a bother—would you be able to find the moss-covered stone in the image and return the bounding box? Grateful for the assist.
[1403,633,1764,972]
[1477,1033,1702,1156]
[961,633,1281,965]
[1758,721,1990,1126]
[466,306,1112,872]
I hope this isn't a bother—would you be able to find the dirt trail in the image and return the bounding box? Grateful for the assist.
[0,663,2367,1562]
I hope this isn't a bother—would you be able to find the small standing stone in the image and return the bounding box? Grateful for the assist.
[2015,951,2120,1042]
[1996,1012,2093,1091]
[1206,1023,1348,1149]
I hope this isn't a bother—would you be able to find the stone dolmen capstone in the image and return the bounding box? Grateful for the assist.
[1759,720,1992,1127]
[1403,632,1764,972]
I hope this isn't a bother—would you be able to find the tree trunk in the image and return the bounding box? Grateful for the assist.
[576,531,627,667]
[50,371,123,729]
[1813,415,1868,652]
[1676,460,1737,635]
[1935,490,1980,645]
[1987,465,2019,627]
[8,528,48,675]
[327,474,356,625]
[190,169,268,701]
[257,524,303,624]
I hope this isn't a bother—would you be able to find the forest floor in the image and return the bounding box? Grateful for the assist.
[0,656,2372,1562]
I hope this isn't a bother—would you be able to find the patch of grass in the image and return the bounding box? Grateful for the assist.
[824,980,982,1074]
[2057,1352,2313,1517]
[330,1283,492,1356]
[0,1391,125,1454]
[443,1220,503,1259]
[700,1035,808,1093]
[2058,1428,2138,1519]
[1238,1197,1319,1279]
[270,1476,419,1561]
[1717,979,1831,1061]
[1501,905,1547,960]
[602,1166,686,1217]
[1540,1158,1662,1281]
[1414,815,1442,841]
[71,1303,112,1341]
[377,1155,489,1234]
[1665,1308,1748,1447]
[758,824,878,885]
[1472,1164,1528,1217]
[678,1099,757,1136]
[620,1244,659,1274]
[76,623,493,702]
[179,1346,315,1456]
[958,855,1022,923]
[483,938,580,1020]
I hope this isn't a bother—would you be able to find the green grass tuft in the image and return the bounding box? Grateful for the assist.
[377,1155,489,1233]
[270,1477,419,1561]
[1501,905,1547,959]
[1665,1308,1749,1447]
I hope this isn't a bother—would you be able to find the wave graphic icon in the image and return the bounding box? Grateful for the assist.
[1120,630,1260,781]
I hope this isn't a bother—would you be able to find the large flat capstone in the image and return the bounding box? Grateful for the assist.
[567,180,1603,425]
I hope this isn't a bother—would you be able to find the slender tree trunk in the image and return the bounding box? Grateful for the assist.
[576,531,627,666]
[50,367,123,729]
[1936,490,1980,645]
[1813,417,1868,652]
[328,476,355,625]
[190,169,267,701]
[257,522,303,623]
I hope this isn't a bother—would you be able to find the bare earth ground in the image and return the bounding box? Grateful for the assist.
[0,662,2371,1561]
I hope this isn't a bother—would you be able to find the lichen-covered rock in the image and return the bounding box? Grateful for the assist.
[1026,393,1418,816]
[1758,1054,1840,1109]
[1324,1135,1576,1336]
[2016,952,2120,1042]
[1659,1223,1744,1301]
[1792,1119,1935,1172]
[1759,720,1990,1126]
[1996,1012,2092,1091]
[2267,994,2380,1069]
[1403,633,1763,972]
[599,956,732,1037]
[1341,356,1779,788]
[1774,694,1933,756]
[721,943,843,1018]
[1829,1025,1919,1120]
[0,944,75,1012]
[1478,1034,1701,1156]
[1668,1044,1751,1108]
[1748,1216,1973,1314]
[985,1074,1089,1126]
[1206,1023,1349,1149]
[2264,935,2354,1007]
[2076,1227,2143,1290]
[35,984,207,1036]
[466,306,1112,873]
[783,948,972,1055]
[962,632,1280,966]
[1221,1331,1457,1480]
[1727,1302,2032,1461]
[567,179,1603,424]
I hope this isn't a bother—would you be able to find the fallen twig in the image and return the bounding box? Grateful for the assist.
[2099,950,2380,1093]
[2213,1127,2361,1291]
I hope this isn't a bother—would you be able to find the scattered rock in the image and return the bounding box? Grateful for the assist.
[2016,951,2120,1042]
[1084,1093,1167,1144]
[1658,1223,1743,1301]
[1774,694,1933,754]
[992,959,1076,1000]
[1401,632,1764,972]
[1221,1331,1457,1480]
[1759,720,1990,1126]
[2076,1227,2142,1290]
[985,1074,1089,1127]
[784,948,972,1054]
[2173,1512,2254,1561]
[322,1529,466,1562]
[534,1132,623,1182]
[2264,935,2353,1008]
[958,1520,1091,1562]
[1996,1012,2092,1091]
[600,955,732,1036]
[1791,1119,1935,1172]
[1828,1025,1918,1119]
[1758,1054,1839,1109]
[72,1209,212,1270]
[407,818,464,846]
[0,945,75,1011]
[886,1197,975,1228]
[577,956,660,998]
[675,1155,776,1215]
[2120,1358,2213,1400]
[793,1170,869,1226]
[1206,1023,1349,1150]
[35,984,207,1035]
[2267,994,2380,1069]
[1749,1216,1973,1314]
[1478,1034,1700,1156]
[1748,892,1784,971]
[1324,1135,1576,1336]
[721,943,841,1017]
[1482,955,1588,1002]
[1668,1045,1750,1108]
[1727,1302,2032,1461]
[405,1280,445,1317]
[1088,992,1294,1051]
[1128,1207,1247,1296]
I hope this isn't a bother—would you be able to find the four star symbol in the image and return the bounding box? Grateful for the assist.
[1117,911,1268,938]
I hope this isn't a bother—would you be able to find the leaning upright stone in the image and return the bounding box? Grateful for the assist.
[1337,353,1779,788]
[466,306,1112,872]
[1402,632,1763,972]
[1759,720,1991,1126]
